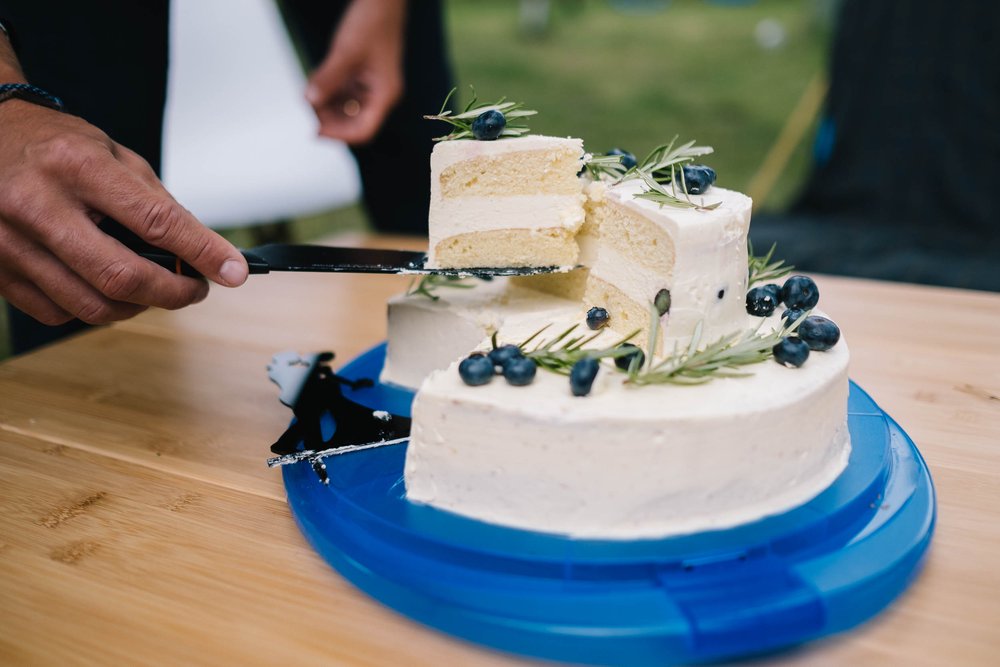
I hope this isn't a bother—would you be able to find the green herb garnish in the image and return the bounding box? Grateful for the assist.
[581,153,627,180]
[633,169,722,211]
[633,137,714,181]
[407,274,476,301]
[584,136,720,210]
[490,323,640,376]
[747,241,794,286]
[625,306,806,385]
[423,87,537,142]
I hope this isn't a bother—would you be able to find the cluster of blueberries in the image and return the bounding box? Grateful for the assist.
[458,304,649,397]
[457,341,613,397]
[459,345,536,387]
[746,275,841,368]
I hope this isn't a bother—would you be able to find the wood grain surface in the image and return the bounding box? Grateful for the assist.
[1,233,998,666]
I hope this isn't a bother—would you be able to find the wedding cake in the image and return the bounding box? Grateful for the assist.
[384,94,849,539]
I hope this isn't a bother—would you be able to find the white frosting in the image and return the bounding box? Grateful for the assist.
[392,143,850,540]
[426,136,585,267]
[404,312,851,539]
[380,279,582,389]
[429,134,585,172]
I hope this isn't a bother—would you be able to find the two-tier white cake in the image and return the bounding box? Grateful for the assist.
[385,133,851,540]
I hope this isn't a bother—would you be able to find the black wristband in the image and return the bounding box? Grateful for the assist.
[0,83,64,111]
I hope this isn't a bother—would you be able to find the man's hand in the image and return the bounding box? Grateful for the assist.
[0,101,249,326]
[305,0,407,145]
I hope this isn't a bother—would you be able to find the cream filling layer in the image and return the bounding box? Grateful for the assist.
[428,193,586,257]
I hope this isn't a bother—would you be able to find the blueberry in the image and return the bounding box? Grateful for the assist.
[782,308,806,325]
[607,147,637,170]
[458,354,494,386]
[586,306,610,330]
[746,286,777,317]
[471,109,506,141]
[781,275,819,309]
[761,283,782,305]
[681,164,717,194]
[654,288,672,316]
[613,343,645,371]
[570,357,600,396]
[773,337,810,368]
[797,316,841,351]
[488,344,523,372]
[503,356,537,386]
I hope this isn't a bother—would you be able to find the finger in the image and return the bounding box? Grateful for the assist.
[317,75,401,145]
[113,144,162,190]
[69,152,248,287]
[0,223,151,323]
[352,74,402,140]
[306,48,356,108]
[316,98,385,145]
[0,265,74,326]
[15,203,212,311]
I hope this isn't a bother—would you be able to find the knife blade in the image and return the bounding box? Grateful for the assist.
[98,218,575,278]
[145,243,573,278]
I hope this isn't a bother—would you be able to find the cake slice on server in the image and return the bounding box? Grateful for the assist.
[423,90,587,270]
[425,135,587,269]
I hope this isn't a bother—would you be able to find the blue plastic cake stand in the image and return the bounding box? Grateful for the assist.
[281,343,935,666]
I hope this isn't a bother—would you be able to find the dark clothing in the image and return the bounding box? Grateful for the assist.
[2,1,171,352]
[2,0,451,354]
[2,1,171,179]
[752,0,1000,291]
[280,0,453,235]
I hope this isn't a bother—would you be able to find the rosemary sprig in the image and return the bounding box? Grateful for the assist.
[423,87,538,142]
[632,169,722,211]
[407,274,476,301]
[588,135,720,210]
[496,323,640,376]
[625,306,807,385]
[581,153,627,180]
[748,241,794,286]
[632,136,714,181]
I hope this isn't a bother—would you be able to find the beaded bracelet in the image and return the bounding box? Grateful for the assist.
[0,83,64,111]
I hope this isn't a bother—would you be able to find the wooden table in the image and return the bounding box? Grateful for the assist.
[2,233,998,666]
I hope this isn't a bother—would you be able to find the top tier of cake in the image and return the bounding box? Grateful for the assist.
[426,133,754,347]
[582,179,752,348]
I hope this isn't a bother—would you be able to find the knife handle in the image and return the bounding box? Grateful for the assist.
[96,218,271,277]
[140,249,271,277]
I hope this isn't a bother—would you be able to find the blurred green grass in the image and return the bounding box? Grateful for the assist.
[445,0,828,206]
[0,0,830,360]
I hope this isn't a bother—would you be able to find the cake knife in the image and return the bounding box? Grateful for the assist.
[143,243,572,278]
[99,219,573,278]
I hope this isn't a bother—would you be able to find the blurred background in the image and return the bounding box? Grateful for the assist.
[1,0,838,358]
